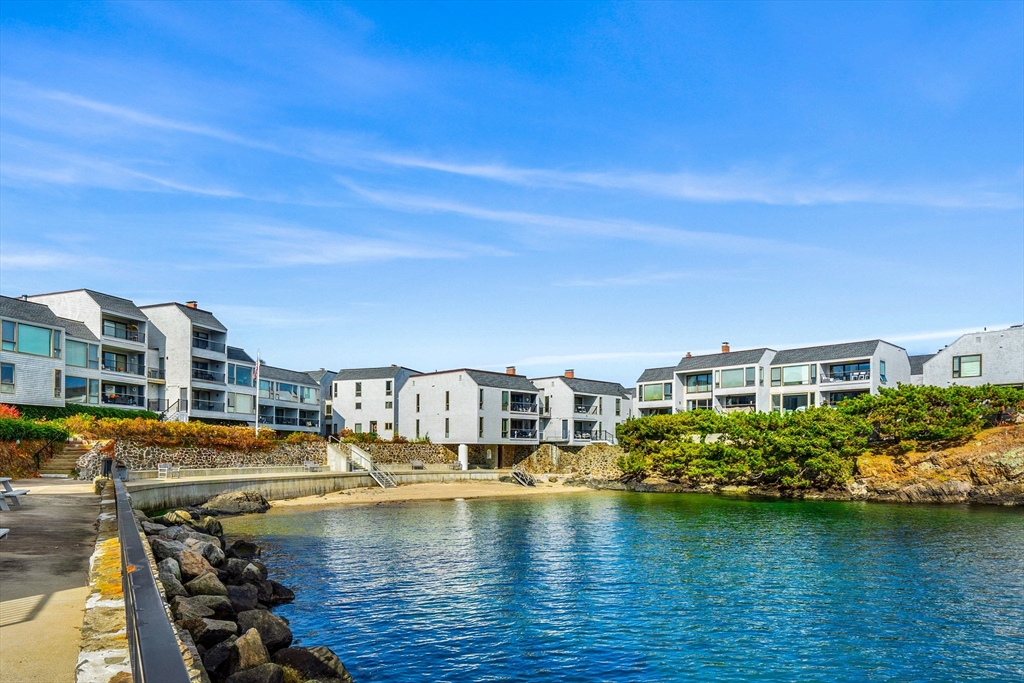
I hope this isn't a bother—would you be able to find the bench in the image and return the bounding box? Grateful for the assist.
[0,478,28,512]
[410,460,426,470]
[303,461,322,472]
[449,461,463,470]
[157,463,181,480]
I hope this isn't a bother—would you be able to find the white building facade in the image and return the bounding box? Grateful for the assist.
[922,326,1024,388]
[0,296,68,407]
[257,363,322,433]
[531,371,631,445]
[332,366,420,439]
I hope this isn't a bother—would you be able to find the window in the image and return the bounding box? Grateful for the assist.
[759,367,764,386]
[664,382,673,399]
[686,373,712,393]
[416,394,420,412]
[745,366,755,387]
[771,367,781,387]
[53,330,61,359]
[479,416,484,438]
[687,398,713,410]
[1,363,14,393]
[479,388,484,410]
[370,421,378,433]
[721,368,745,388]
[782,365,811,386]
[228,393,255,414]
[385,422,393,431]
[544,395,550,413]
[354,423,362,433]
[325,403,332,417]
[385,380,393,396]
[277,383,299,402]
[771,394,781,413]
[501,391,509,411]
[781,394,810,413]
[722,394,756,407]
[385,401,393,409]
[16,323,52,357]
[616,398,621,416]
[259,379,272,399]
[642,384,664,401]
[501,418,509,439]
[54,369,62,398]
[355,402,362,410]
[300,386,318,404]
[332,383,337,398]
[66,376,89,403]
[953,355,982,378]
[714,370,720,389]
[445,418,450,438]
[599,397,604,414]
[879,360,887,383]
[89,379,99,404]
[88,344,99,369]
[445,391,450,411]
[355,382,362,397]
[228,364,254,387]
[415,420,420,438]
[1,321,14,351]
[67,340,89,368]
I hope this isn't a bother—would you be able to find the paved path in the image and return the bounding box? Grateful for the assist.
[0,479,99,683]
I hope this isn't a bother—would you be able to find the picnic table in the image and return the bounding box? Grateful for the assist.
[0,477,29,512]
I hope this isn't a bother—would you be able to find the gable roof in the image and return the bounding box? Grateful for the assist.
[29,288,147,319]
[258,363,319,386]
[57,317,98,342]
[772,340,885,365]
[335,366,418,381]
[140,303,226,331]
[909,354,936,375]
[0,295,64,327]
[533,376,629,397]
[227,346,255,363]
[304,369,336,383]
[412,368,538,391]
[637,366,675,383]
[676,348,773,372]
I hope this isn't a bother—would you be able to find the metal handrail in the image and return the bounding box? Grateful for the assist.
[147,368,165,380]
[191,368,226,383]
[821,371,871,383]
[112,478,192,683]
[509,403,538,413]
[103,327,145,344]
[102,395,145,407]
[193,400,225,412]
[509,429,537,439]
[191,337,226,353]
[103,362,146,376]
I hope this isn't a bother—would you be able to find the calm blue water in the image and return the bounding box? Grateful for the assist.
[223,493,1024,682]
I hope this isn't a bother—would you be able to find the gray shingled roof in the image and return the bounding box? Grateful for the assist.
[460,369,537,392]
[140,303,227,331]
[84,289,147,319]
[636,366,675,383]
[258,363,319,386]
[676,348,773,372]
[909,354,935,375]
[335,366,417,381]
[227,346,255,363]
[534,376,629,397]
[304,369,336,383]
[57,317,98,341]
[772,340,882,365]
[0,295,64,327]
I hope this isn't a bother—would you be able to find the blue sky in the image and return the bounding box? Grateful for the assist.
[1,1,1021,385]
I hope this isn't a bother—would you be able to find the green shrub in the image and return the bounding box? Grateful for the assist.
[16,404,159,422]
[0,418,69,442]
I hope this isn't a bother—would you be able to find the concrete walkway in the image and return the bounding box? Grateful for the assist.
[0,479,99,683]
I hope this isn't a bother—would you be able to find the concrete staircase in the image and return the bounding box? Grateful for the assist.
[39,439,93,478]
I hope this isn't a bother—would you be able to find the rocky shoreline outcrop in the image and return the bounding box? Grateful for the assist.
[567,425,1024,506]
[138,492,353,683]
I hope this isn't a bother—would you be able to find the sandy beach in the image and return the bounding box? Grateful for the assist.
[270,477,590,509]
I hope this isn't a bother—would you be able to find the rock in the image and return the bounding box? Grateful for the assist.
[186,572,229,597]
[158,525,188,540]
[180,529,224,548]
[227,540,260,560]
[161,510,197,526]
[220,558,250,584]
[273,647,347,683]
[230,627,270,674]
[160,572,189,600]
[226,584,260,612]
[171,595,215,621]
[186,539,227,567]
[241,563,266,585]
[236,610,292,654]
[180,550,215,581]
[548,475,558,483]
[149,537,187,562]
[251,561,269,581]
[196,516,224,536]
[140,520,167,535]
[202,635,238,682]
[896,478,973,504]
[255,580,274,606]
[203,491,271,515]
[180,617,238,648]
[224,663,284,683]
[268,580,295,604]
[158,557,181,582]
[308,646,354,683]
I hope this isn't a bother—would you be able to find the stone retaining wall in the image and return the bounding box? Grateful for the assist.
[364,443,454,464]
[514,443,624,478]
[78,441,327,477]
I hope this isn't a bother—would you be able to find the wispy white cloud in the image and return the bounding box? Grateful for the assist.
[556,269,738,288]
[0,246,112,270]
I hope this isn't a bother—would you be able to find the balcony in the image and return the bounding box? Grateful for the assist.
[103,326,145,344]
[193,400,225,412]
[102,361,146,376]
[510,429,537,439]
[275,416,298,426]
[258,415,275,425]
[509,402,538,413]
[147,368,165,380]
[574,431,593,440]
[192,337,226,353]
[192,368,226,383]
[102,394,145,407]
[300,418,320,428]
[821,370,871,383]
[574,405,599,415]
[147,399,167,412]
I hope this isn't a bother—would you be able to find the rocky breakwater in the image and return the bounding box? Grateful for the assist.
[139,491,354,683]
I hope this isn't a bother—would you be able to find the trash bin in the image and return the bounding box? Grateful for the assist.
[115,465,128,481]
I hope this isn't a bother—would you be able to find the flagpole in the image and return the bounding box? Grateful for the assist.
[255,350,261,436]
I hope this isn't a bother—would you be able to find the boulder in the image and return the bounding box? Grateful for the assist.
[273,647,349,683]
[180,617,238,648]
[240,563,266,585]
[227,540,260,560]
[160,572,189,600]
[140,520,167,535]
[226,584,260,613]
[180,550,215,581]
[186,572,229,597]
[185,539,227,567]
[158,525,188,541]
[158,557,181,582]
[254,580,274,606]
[230,627,270,674]
[160,510,197,526]
[224,663,284,683]
[171,595,214,621]
[202,635,238,682]
[268,581,295,604]
[175,594,235,621]
[308,646,353,683]
[196,516,225,536]
[180,529,224,548]
[202,491,271,515]
[251,561,269,581]
[149,537,187,562]
[220,558,249,584]
[236,610,292,654]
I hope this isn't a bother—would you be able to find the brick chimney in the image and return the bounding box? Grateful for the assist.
[564,369,574,378]
[721,342,730,353]
[506,366,516,375]
[685,352,692,358]
[185,301,198,309]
